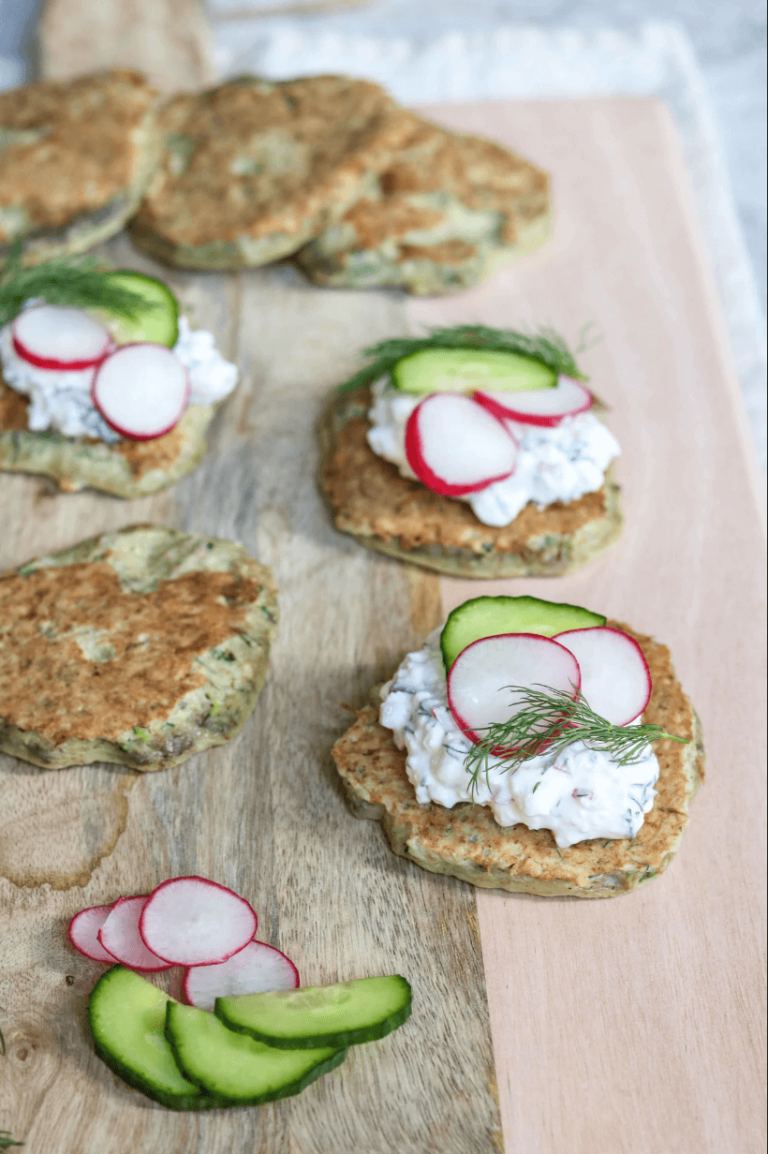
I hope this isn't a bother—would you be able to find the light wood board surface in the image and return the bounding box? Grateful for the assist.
[39,0,215,90]
[1,46,766,1154]
[413,98,767,1154]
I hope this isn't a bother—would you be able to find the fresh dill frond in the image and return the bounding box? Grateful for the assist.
[464,684,687,795]
[0,241,156,329]
[335,323,588,393]
[0,1132,23,1150]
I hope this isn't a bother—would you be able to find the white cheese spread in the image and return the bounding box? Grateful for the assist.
[366,378,621,527]
[380,630,659,848]
[0,311,238,442]
[173,316,238,406]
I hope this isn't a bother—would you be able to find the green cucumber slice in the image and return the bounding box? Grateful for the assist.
[392,348,556,395]
[165,1002,346,1106]
[87,966,219,1110]
[440,595,607,672]
[97,271,179,347]
[215,974,412,1050]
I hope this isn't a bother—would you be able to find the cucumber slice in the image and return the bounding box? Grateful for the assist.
[87,966,219,1110]
[216,974,412,1050]
[440,595,607,672]
[392,348,556,395]
[97,271,179,347]
[166,1002,347,1106]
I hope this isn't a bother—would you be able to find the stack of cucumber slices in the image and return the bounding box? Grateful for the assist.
[69,876,411,1111]
[89,967,411,1110]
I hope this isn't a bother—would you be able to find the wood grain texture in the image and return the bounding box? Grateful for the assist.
[38,0,215,90]
[0,245,498,1151]
[409,98,767,1154]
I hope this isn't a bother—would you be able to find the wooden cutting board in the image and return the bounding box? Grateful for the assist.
[2,21,766,1154]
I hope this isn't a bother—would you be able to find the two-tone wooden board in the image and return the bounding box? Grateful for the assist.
[1,13,765,1150]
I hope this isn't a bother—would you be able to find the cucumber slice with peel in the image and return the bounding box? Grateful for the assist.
[216,974,412,1050]
[440,595,606,673]
[166,1002,347,1106]
[393,348,556,395]
[95,271,179,348]
[87,966,219,1110]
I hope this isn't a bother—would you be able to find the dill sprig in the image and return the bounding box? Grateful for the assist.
[0,1132,23,1150]
[0,241,155,329]
[334,323,588,393]
[464,684,687,795]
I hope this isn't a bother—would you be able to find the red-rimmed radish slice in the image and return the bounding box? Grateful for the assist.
[182,941,299,1011]
[68,903,117,963]
[475,377,593,427]
[98,896,173,972]
[554,627,652,725]
[139,876,258,967]
[12,305,112,370]
[447,633,581,744]
[404,392,517,497]
[91,343,190,441]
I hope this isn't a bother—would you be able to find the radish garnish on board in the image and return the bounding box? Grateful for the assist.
[474,376,593,427]
[68,903,117,964]
[139,876,258,967]
[183,941,299,1011]
[92,343,190,441]
[447,633,581,744]
[13,304,112,370]
[98,896,173,972]
[554,627,652,726]
[404,392,517,497]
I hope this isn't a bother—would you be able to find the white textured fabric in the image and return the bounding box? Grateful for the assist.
[211,18,766,473]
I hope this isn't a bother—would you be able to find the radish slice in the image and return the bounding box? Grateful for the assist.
[183,941,299,1011]
[68,903,117,963]
[98,896,174,972]
[13,305,112,370]
[139,876,258,967]
[554,627,652,726]
[91,342,190,441]
[447,633,581,744]
[475,377,593,427]
[404,392,517,497]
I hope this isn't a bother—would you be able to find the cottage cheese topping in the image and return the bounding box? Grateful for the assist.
[379,630,658,848]
[0,322,119,441]
[366,378,621,526]
[173,316,238,405]
[0,311,238,441]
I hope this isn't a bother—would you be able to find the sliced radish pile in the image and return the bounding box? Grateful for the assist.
[447,633,581,744]
[404,392,517,497]
[183,941,299,1011]
[92,342,190,441]
[475,377,593,427]
[68,903,117,963]
[139,876,258,967]
[554,627,651,725]
[13,305,112,370]
[98,896,173,972]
